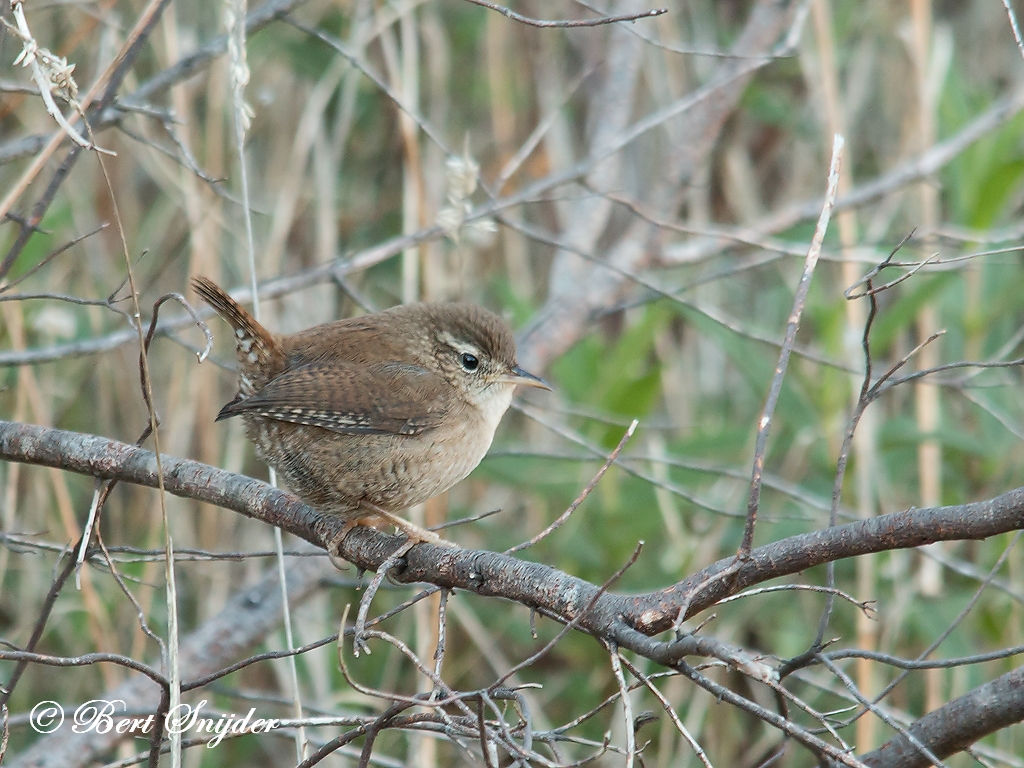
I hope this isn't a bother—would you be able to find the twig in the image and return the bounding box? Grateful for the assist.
[0,223,107,292]
[296,698,412,768]
[779,233,917,680]
[856,665,1024,767]
[477,695,496,768]
[430,507,503,531]
[492,542,644,687]
[0,0,173,271]
[739,134,843,555]
[675,661,868,768]
[606,645,635,768]
[844,251,938,298]
[762,676,851,752]
[0,649,166,685]
[91,527,167,657]
[867,331,946,398]
[334,607,488,747]
[820,656,950,768]
[502,213,855,374]
[462,0,665,28]
[5,420,1024,672]
[826,642,1024,670]
[514,402,741,518]
[843,230,917,299]
[0,552,88,710]
[145,293,212,363]
[716,584,874,616]
[670,558,743,633]
[1001,0,1024,60]
[353,540,416,655]
[284,16,452,155]
[834,531,1023,730]
[617,655,714,768]
[505,419,637,554]
[494,64,597,192]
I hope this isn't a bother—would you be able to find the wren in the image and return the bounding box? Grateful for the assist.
[193,276,549,545]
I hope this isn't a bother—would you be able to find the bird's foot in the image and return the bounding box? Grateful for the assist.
[371,508,457,548]
[329,510,455,655]
[327,519,365,571]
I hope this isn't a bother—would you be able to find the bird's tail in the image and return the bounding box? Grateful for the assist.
[192,276,283,392]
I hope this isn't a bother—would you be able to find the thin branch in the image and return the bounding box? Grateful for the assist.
[1001,0,1024,60]
[0,0,174,277]
[674,661,867,767]
[0,223,107,292]
[739,134,843,554]
[505,419,637,554]
[607,646,635,768]
[462,0,665,28]
[353,540,416,655]
[617,656,714,768]
[3,420,1024,669]
[858,665,1024,768]
[821,656,950,768]
[0,649,166,686]
[825,643,1024,670]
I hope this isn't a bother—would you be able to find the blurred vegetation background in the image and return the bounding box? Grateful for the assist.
[3,0,1024,765]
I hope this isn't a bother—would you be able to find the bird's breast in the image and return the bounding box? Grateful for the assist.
[242,398,506,515]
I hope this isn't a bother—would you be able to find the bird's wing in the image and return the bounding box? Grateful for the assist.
[216,361,453,436]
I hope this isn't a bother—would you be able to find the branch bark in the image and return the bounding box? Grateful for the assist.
[858,665,1024,768]
[3,418,1023,654]
[3,419,1024,766]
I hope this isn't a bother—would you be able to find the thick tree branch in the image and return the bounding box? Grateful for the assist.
[3,419,1023,658]
[857,665,1024,768]
[4,420,1024,767]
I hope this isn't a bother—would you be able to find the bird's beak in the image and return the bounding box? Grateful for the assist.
[506,365,552,391]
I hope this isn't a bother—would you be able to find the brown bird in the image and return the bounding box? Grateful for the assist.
[193,276,548,546]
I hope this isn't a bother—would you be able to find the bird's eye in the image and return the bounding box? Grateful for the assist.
[460,352,480,371]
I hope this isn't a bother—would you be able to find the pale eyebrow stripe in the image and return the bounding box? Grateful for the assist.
[437,331,482,357]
